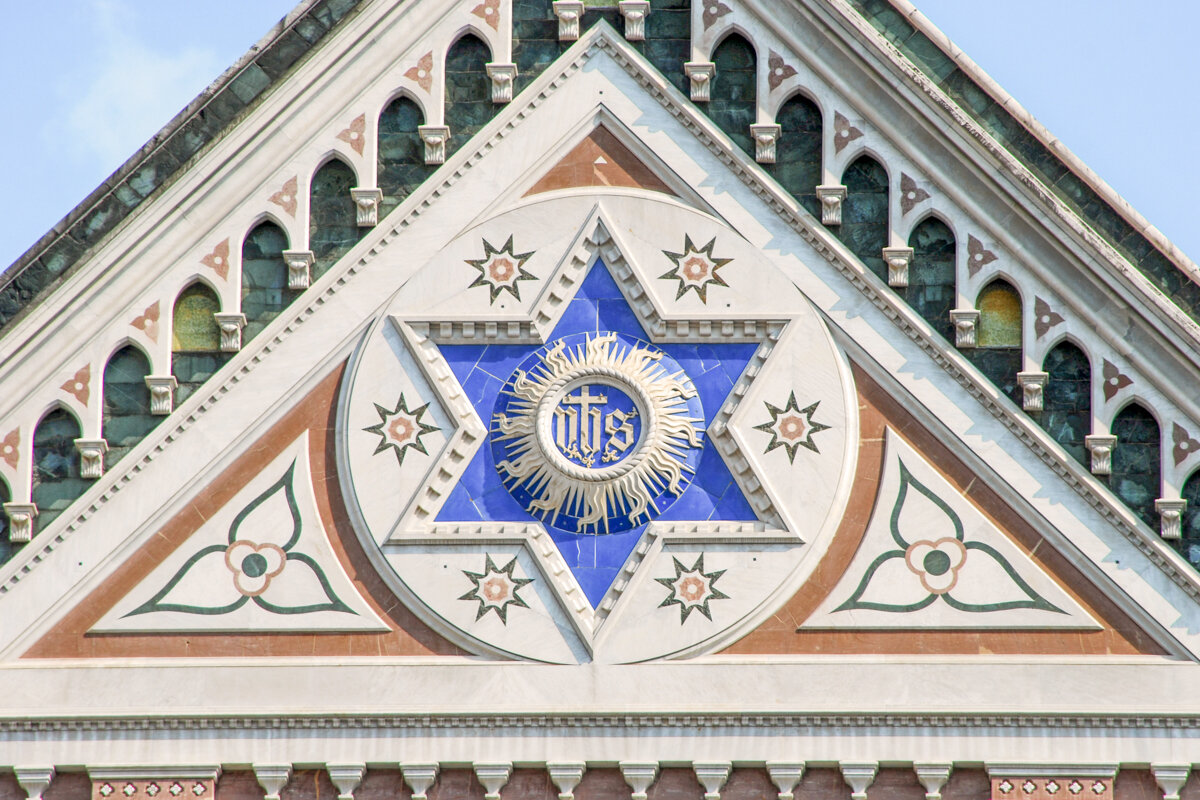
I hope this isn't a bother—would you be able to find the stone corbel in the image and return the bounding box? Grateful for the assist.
[144,375,178,415]
[253,765,293,800]
[619,762,659,800]
[282,250,315,290]
[486,63,517,103]
[327,765,365,800]
[552,1,584,40]
[214,312,247,352]
[473,763,512,800]
[949,309,979,348]
[4,503,37,544]
[685,62,716,102]
[693,763,731,800]
[1017,371,1049,412]
[619,1,650,40]
[350,188,383,227]
[418,125,450,164]
[750,123,781,163]
[400,764,439,800]
[840,763,878,800]
[766,763,804,800]
[74,438,108,479]
[1086,434,1117,476]
[882,246,914,288]
[1156,498,1187,540]
[1152,765,1191,800]
[547,763,586,800]
[15,768,56,800]
[914,764,952,800]
[815,184,847,226]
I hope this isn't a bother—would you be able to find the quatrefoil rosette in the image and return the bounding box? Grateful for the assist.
[338,193,859,663]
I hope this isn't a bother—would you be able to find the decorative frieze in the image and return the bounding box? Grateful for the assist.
[914,764,952,800]
[620,762,659,800]
[350,188,383,227]
[14,767,54,800]
[750,123,781,163]
[1156,498,1187,540]
[950,309,979,348]
[1086,434,1117,476]
[990,773,1115,800]
[327,765,365,800]
[418,125,450,164]
[3,502,36,543]
[553,1,584,39]
[89,768,220,800]
[400,764,439,800]
[685,62,716,102]
[145,375,178,415]
[214,312,247,352]
[693,763,731,800]
[75,438,108,479]
[473,763,512,800]
[1017,371,1049,412]
[253,765,292,800]
[816,184,847,226]
[1152,765,1191,800]
[486,63,517,103]
[765,763,804,800]
[547,763,586,800]
[840,763,878,800]
[882,246,914,288]
[619,1,650,40]
[282,250,315,290]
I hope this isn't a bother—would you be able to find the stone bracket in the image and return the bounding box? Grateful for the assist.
[74,437,108,479]
[418,125,450,164]
[3,502,37,544]
[1086,433,1117,476]
[882,246,914,288]
[1156,498,1188,540]
[253,765,293,800]
[693,763,731,800]
[950,308,979,348]
[766,763,805,800]
[145,375,178,415]
[685,62,715,102]
[816,184,847,226]
[553,1,584,40]
[751,123,781,164]
[840,763,878,800]
[620,762,659,800]
[400,764,439,800]
[213,312,247,352]
[548,763,586,800]
[282,250,315,290]
[914,764,952,800]
[15,766,55,800]
[619,1,650,40]
[1017,371,1049,412]
[350,188,383,227]
[486,63,517,103]
[474,763,513,800]
[327,764,365,800]
[1152,765,1191,800]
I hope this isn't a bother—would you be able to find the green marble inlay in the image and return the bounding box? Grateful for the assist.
[1176,471,1200,570]
[0,478,15,566]
[309,159,364,281]
[378,96,434,216]
[838,156,889,282]
[102,346,160,467]
[1111,403,1161,527]
[905,216,955,342]
[1040,341,1090,466]
[706,33,756,155]
[32,408,87,532]
[242,222,298,344]
[171,283,221,352]
[445,34,497,157]
[767,93,822,219]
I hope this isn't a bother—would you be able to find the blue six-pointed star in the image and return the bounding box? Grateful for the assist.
[436,260,759,606]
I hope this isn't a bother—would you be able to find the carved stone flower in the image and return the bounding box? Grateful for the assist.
[904,536,966,594]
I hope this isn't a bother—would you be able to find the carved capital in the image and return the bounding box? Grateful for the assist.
[816,184,847,226]
[213,312,247,352]
[486,62,517,103]
[327,765,365,800]
[685,62,716,102]
[253,765,292,800]
[882,246,914,288]
[620,763,659,800]
[552,1,584,40]
[400,764,439,800]
[693,763,731,800]
[74,438,108,479]
[144,375,178,415]
[15,768,55,800]
[914,764,953,800]
[282,249,315,290]
[950,308,980,348]
[350,188,383,227]
[418,125,450,164]
[547,763,586,800]
[765,763,805,800]
[619,0,650,40]
[750,123,782,163]
[1017,371,1049,412]
[1156,498,1188,540]
[1086,434,1118,476]
[4,502,37,544]
[473,763,512,800]
[1152,765,1191,800]
[840,763,878,800]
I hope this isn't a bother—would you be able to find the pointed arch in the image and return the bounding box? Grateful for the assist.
[32,405,87,531]
[767,89,822,218]
[241,219,296,343]
[171,281,227,407]
[1177,468,1200,569]
[967,279,1022,405]
[1110,401,1161,527]
[309,157,363,281]
[1040,338,1091,466]
[444,32,497,158]
[102,343,159,467]
[905,214,956,342]
[378,93,433,216]
[837,154,889,282]
[707,31,756,155]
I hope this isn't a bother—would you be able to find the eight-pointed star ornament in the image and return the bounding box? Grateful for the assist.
[459,555,534,623]
[660,234,732,303]
[466,235,537,303]
[656,554,729,623]
[754,391,830,463]
[363,393,440,467]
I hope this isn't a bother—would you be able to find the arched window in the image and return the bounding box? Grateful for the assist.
[444,34,496,158]
[0,476,14,566]
[1177,470,1200,569]
[768,93,822,218]
[171,282,226,406]
[969,280,1022,405]
[32,408,87,530]
[102,345,158,466]
[707,33,756,154]
[377,96,433,216]
[837,155,889,282]
[241,221,296,343]
[309,159,363,281]
[1040,341,1091,466]
[1110,402,1161,527]
[905,216,956,342]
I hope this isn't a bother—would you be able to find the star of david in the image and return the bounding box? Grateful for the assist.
[753,391,830,463]
[656,554,729,623]
[660,234,732,303]
[363,393,440,466]
[430,259,773,608]
[465,235,537,303]
[459,555,533,623]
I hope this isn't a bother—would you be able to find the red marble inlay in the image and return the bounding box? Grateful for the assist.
[405,52,434,93]
[201,239,230,281]
[61,364,91,406]
[471,0,501,30]
[269,176,298,218]
[337,114,367,156]
[130,301,161,343]
[0,428,18,470]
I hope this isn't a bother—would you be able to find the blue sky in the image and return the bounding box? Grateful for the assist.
[1,1,1197,269]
